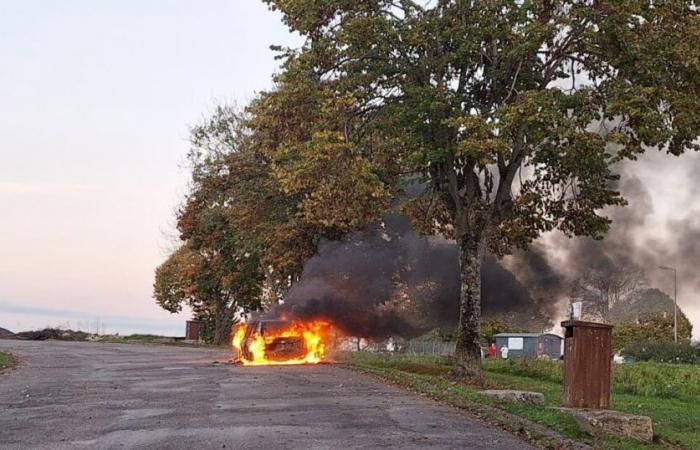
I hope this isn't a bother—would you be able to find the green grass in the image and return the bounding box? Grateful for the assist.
[98,333,220,347]
[0,351,13,371]
[485,358,700,400]
[99,334,174,344]
[484,358,699,448]
[120,334,167,342]
[344,352,699,449]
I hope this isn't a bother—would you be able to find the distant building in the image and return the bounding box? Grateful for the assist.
[493,333,563,359]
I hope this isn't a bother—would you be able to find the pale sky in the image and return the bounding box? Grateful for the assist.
[1,2,697,338]
[0,1,300,335]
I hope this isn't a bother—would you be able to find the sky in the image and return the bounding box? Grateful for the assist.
[0,0,300,335]
[0,1,698,338]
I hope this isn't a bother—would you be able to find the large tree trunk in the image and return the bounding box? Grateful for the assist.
[454,231,486,377]
[212,311,232,346]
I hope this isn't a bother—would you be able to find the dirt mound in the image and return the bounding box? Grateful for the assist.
[15,328,90,341]
[0,327,15,339]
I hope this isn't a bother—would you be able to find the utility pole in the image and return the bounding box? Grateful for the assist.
[658,265,678,343]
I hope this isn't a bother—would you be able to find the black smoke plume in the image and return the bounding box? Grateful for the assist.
[504,153,700,329]
[265,151,700,339]
[268,214,552,339]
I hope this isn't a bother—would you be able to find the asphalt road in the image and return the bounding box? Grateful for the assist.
[0,340,534,450]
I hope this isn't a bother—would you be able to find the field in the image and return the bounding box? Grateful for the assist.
[344,352,700,449]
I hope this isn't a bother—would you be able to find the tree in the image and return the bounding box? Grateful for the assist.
[613,310,693,352]
[480,318,521,344]
[263,0,700,375]
[154,107,267,345]
[572,264,645,320]
[153,244,258,344]
[611,287,693,330]
[156,92,386,344]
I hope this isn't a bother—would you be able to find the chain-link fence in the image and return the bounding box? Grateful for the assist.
[403,340,455,357]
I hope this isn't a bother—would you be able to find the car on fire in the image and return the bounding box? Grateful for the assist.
[233,319,308,362]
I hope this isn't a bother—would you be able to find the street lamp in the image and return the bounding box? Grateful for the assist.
[658,265,678,343]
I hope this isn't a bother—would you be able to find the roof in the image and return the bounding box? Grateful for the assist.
[494,332,563,339]
[561,320,613,329]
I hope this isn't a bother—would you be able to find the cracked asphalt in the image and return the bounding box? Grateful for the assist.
[0,340,534,449]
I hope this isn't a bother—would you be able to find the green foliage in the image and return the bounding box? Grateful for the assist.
[613,311,693,352]
[480,318,523,343]
[122,334,165,342]
[419,327,455,342]
[265,0,700,249]
[621,341,700,365]
[160,1,700,367]
[0,351,12,370]
[263,0,700,373]
[154,107,266,345]
[611,288,693,329]
[153,245,197,314]
[272,131,391,232]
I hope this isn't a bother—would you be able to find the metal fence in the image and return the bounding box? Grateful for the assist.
[403,340,455,357]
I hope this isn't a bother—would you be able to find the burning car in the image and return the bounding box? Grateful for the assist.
[232,319,331,365]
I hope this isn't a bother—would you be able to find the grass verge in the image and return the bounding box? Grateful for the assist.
[0,350,16,372]
[344,352,698,449]
[484,358,699,449]
[102,334,172,344]
[97,334,211,346]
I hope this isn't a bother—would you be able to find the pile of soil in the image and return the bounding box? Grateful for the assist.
[14,328,90,341]
[0,327,15,339]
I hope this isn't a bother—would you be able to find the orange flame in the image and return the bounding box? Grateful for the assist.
[232,319,331,365]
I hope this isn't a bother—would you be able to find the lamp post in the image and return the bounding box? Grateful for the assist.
[658,265,677,343]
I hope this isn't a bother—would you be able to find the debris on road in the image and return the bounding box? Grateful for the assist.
[14,328,90,341]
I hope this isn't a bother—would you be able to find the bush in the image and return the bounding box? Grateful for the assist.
[0,351,12,370]
[621,340,699,364]
[613,312,693,352]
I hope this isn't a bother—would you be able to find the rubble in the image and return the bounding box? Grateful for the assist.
[562,408,654,442]
[14,328,91,341]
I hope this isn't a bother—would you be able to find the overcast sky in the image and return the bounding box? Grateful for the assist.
[0,1,300,335]
[1,1,698,338]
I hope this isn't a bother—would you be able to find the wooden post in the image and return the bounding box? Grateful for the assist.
[561,320,613,409]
